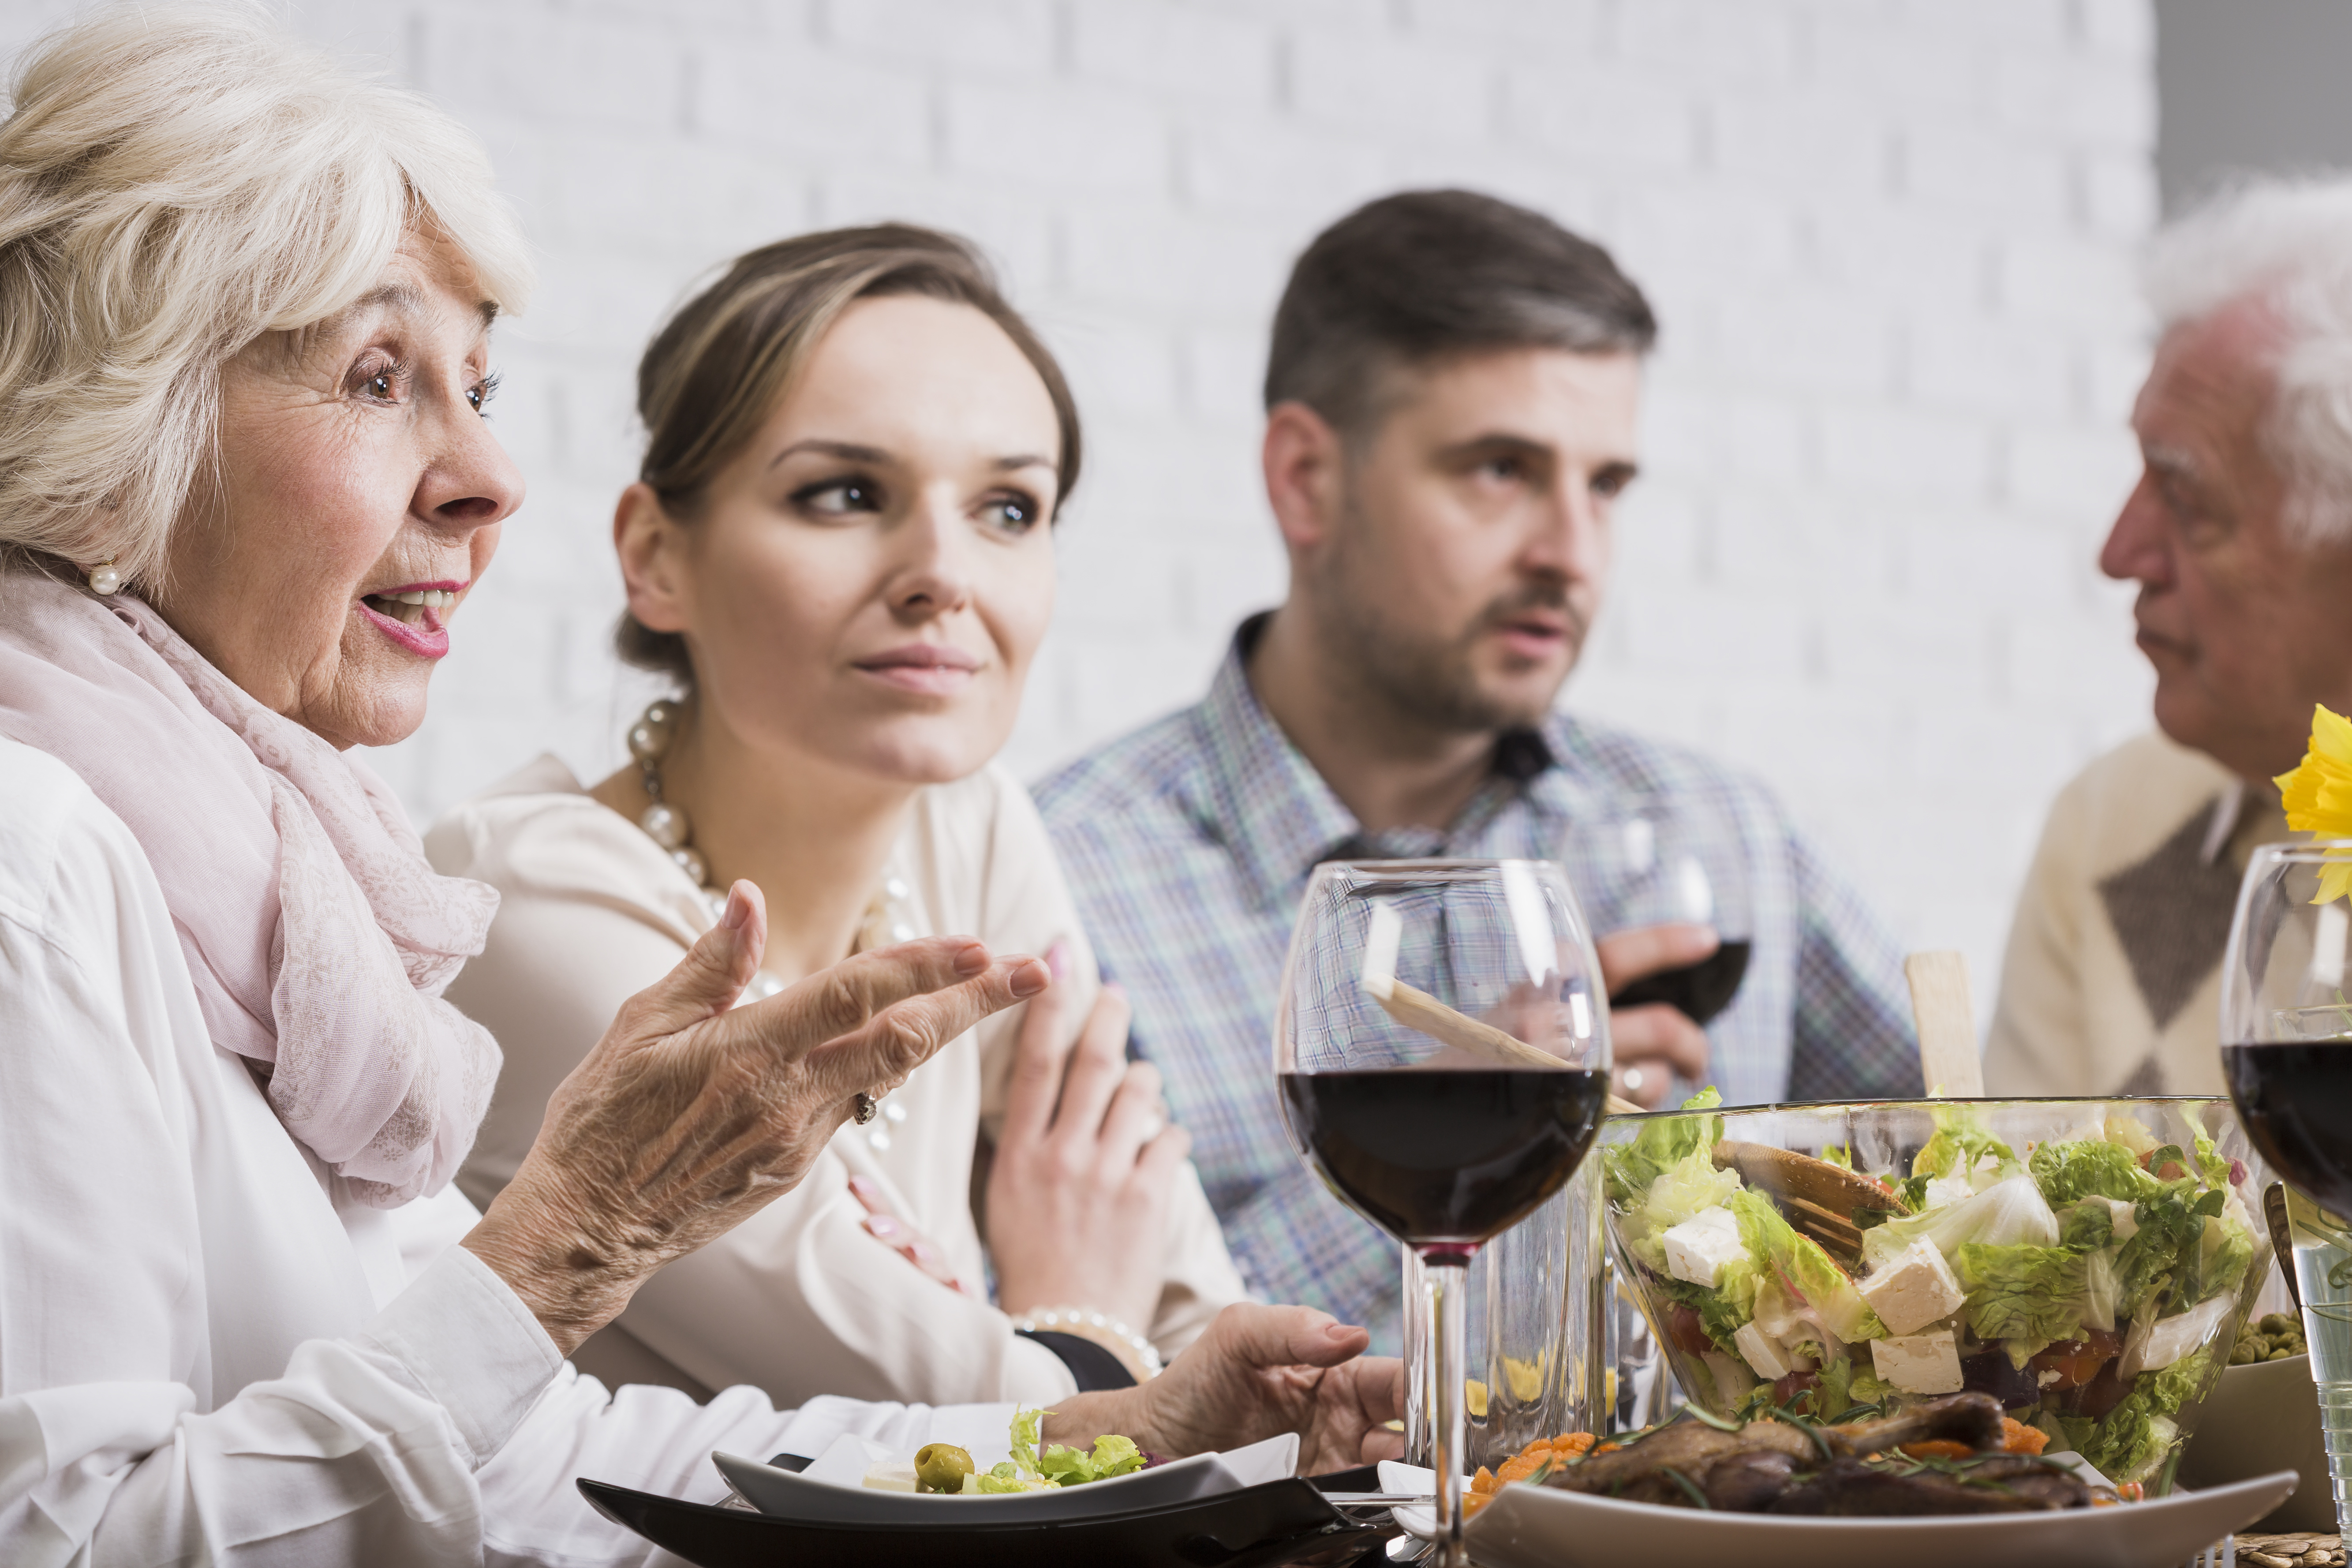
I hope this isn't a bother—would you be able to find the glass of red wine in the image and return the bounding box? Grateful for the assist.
[2220,841,2352,1538]
[1571,803,1750,1101]
[1275,859,1610,1567]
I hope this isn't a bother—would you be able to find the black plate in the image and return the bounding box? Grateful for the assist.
[577,1474,1388,1568]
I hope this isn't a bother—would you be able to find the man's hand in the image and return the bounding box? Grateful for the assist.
[1596,923,1716,1108]
[1043,1303,1404,1476]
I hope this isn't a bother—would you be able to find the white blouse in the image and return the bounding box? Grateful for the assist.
[426,757,1246,1409]
[0,738,1019,1567]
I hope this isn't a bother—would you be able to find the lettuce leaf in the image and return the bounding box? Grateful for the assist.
[2081,1344,2219,1484]
[1008,1407,1043,1477]
[2031,1139,2159,1206]
[1814,1351,1893,1418]
[1861,1174,2060,1274]
[1733,1187,1882,1343]
[970,1463,1043,1494]
[1037,1434,1146,1486]
[2183,1213,2257,1310]
[1649,1262,1762,1358]
[2114,1186,2226,1316]
[1642,1152,1745,1243]
[1605,1088,1724,1204]
[1956,1242,2092,1345]
[1911,1103,2019,1183]
[2058,1198,2115,1251]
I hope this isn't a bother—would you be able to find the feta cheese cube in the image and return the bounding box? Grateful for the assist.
[1735,1321,1796,1379]
[2105,1197,2139,1242]
[1662,1206,1747,1289]
[861,1459,919,1492]
[1859,1236,1966,1336]
[1870,1330,1965,1394]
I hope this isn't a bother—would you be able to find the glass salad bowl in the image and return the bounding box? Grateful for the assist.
[1597,1096,2275,1494]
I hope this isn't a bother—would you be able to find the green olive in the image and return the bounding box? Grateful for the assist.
[915,1443,975,1494]
[2262,1313,2301,1337]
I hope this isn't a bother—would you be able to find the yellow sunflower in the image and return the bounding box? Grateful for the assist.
[2275,704,2352,902]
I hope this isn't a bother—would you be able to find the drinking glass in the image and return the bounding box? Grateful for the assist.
[2221,841,2352,1537]
[1399,1157,1609,1470]
[1276,859,1611,1567]
[1561,802,1750,1108]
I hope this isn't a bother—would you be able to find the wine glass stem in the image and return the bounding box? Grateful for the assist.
[1425,1251,1471,1568]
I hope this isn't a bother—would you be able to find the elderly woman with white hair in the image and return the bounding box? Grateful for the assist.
[0,11,1400,1565]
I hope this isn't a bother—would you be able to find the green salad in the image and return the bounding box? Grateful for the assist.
[884,1408,1150,1495]
[1604,1093,2262,1486]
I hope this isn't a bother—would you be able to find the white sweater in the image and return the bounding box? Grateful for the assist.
[427,756,1246,1409]
[0,738,1017,1567]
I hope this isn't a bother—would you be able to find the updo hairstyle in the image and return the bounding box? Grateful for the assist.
[617,225,1082,690]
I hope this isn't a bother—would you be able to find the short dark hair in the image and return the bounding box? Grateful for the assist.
[618,224,1082,688]
[1264,189,1656,440]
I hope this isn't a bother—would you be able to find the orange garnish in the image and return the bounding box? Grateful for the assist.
[1550,1432,1597,1456]
[1999,1417,2048,1456]
[1470,1465,1498,1496]
[1463,1491,1496,1518]
[1898,1440,1977,1460]
[1496,1453,1546,1484]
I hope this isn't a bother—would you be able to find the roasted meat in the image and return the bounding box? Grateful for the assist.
[1821,1391,2007,1457]
[1771,1455,2089,1515]
[1547,1418,1818,1511]
[1539,1393,2087,1516]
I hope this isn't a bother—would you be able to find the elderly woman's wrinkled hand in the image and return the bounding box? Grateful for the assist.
[1041,1302,1405,1477]
[464,880,1049,1352]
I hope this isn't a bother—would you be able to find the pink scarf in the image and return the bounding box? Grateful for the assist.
[0,570,499,1207]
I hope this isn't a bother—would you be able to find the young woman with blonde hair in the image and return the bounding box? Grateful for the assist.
[430,228,1248,1408]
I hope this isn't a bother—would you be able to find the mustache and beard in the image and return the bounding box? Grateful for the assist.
[1314,516,1590,735]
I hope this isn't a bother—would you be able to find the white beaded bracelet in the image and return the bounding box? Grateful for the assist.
[1009,1305,1164,1383]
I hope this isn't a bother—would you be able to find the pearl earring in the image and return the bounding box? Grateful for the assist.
[86,559,120,595]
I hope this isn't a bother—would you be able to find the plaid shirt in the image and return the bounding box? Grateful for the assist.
[1032,619,1921,1340]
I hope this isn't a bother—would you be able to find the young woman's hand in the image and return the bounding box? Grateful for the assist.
[984,946,1188,1334]
[465,881,1046,1353]
[1042,1303,1405,1475]
[848,1175,970,1295]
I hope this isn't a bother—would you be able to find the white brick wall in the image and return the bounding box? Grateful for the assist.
[0,0,2163,1026]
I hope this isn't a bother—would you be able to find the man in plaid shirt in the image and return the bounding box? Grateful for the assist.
[1032,191,1921,1339]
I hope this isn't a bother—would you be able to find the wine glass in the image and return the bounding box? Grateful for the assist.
[1276,859,1610,1567]
[1563,801,1750,1104]
[2220,841,2352,1538]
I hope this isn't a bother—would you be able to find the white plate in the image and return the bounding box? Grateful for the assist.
[712,1432,1298,1526]
[1461,1469,2300,1568]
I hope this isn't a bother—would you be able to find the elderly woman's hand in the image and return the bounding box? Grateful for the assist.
[1041,1303,1405,1477]
[464,881,1048,1352]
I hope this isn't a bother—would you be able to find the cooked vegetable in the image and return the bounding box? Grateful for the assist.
[2234,1311,2308,1364]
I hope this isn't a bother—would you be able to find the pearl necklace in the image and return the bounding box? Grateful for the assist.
[626,698,915,1149]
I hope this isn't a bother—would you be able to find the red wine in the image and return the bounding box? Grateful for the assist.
[1279,1068,1608,1248]
[2225,1041,2352,1216]
[1608,939,1751,1026]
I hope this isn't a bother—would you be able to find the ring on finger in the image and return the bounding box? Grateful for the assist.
[853,1091,882,1126]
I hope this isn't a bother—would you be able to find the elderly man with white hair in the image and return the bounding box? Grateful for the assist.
[1986,176,2352,1098]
